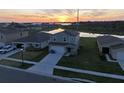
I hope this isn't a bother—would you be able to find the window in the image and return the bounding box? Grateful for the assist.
[102,47,109,54]
[64,37,66,41]
[54,38,56,41]
[35,44,39,47]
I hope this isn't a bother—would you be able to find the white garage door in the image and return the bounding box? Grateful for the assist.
[50,46,66,54]
[117,52,124,71]
[117,52,124,61]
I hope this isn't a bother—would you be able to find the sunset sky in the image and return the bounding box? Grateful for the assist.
[0,9,124,22]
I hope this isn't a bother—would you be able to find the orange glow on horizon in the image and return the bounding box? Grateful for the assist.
[57,16,68,22]
[0,9,124,22]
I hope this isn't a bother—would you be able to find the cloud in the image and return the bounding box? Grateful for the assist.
[0,9,124,22]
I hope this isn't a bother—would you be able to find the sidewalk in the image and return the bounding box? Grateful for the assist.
[55,66,124,80]
[4,57,37,65]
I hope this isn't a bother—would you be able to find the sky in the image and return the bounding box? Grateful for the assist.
[0,9,124,22]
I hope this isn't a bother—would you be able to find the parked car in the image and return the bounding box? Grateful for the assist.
[0,46,3,49]
[50,50,56,54]
[0,45,16,54]
[0,49,6,54]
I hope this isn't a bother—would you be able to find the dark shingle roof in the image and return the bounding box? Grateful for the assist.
[64,30,79,36]
[110,44,124,49]
[14,32,50,43]
[97,36,124,47]
[0,27,28,34]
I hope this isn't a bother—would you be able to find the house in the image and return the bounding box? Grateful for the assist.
[97,35,124,60]
[48,29,80,56]
[109,44,124,60]
[0,27,29,46]
[13,32,50,49]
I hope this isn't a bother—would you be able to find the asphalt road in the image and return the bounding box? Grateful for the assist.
[0,66,73,83]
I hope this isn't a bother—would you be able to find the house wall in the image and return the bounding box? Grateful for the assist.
[40,40,49,48]
[18,31,29,38]
[0,31,29,43]
[0,32,7,43]
[50,32,79,45]
[28,41,48,49]
[14,40,49,49]
[97,40,103,53]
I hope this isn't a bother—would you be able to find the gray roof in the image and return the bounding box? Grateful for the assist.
[64,30,79,36]
[49,42,75,46]
[110,44,124,49]
[0,27,29,34]
[48,29,79,36]
[14,32,50,43]
[97,36,124,47]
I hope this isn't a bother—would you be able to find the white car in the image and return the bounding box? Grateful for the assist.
[0,45,16,54]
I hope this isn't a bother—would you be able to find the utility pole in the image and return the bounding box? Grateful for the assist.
[77,9,79,30]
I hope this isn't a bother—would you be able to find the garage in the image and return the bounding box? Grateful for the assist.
[16,43,24,48]
[49,46,66,54]
[117,52,124,61]
[117,52,124,71]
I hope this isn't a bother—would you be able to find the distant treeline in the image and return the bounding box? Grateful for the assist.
[60,21,124,35]
[1,21,124,35]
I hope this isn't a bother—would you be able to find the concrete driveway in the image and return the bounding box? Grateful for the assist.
[0,49,21,60]
[28,52,65,75]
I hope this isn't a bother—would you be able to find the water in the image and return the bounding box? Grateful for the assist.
[79,32,124,40]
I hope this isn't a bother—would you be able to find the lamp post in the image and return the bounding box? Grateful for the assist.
[20,48,24,65]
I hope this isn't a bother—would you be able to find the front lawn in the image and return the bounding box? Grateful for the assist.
[54,69,124,83]
[57,37,124,75]
[0,60,33,69]
[9,47,48,62]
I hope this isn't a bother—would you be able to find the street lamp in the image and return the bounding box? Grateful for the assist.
[20,48,24,65]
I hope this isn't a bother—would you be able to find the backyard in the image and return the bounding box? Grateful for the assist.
[0,60,33,69]
[9,47,48,62]
[56,37,124,75]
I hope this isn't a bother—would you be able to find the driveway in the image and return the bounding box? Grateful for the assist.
[28,52,65,75]
[0,49,21,60]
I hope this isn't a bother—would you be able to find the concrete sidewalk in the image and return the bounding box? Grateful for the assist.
[55,66,124,80]
[4,57,37,65]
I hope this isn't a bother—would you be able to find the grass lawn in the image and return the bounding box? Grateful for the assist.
[0,60,33,69]
[57,37,124,75]
[54,69,124,83]
[9,47,48,62]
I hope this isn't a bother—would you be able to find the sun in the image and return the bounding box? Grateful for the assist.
[58,16,68,22]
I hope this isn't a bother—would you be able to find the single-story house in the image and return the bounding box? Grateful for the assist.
[13,32,50,49]
[97,35,124,60]
[97,35,124,54]
[48,29,80,56]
